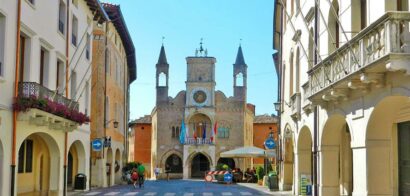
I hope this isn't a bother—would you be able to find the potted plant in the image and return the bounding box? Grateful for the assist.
[256,166,264,185]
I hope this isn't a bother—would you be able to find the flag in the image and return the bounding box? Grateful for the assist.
[211,121,218,142]
[202,122,206,139]
[179,120,186,144]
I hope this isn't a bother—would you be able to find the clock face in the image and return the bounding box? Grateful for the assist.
[193,90,207,104]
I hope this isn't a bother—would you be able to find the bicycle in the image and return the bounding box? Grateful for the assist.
[138,174,145,188]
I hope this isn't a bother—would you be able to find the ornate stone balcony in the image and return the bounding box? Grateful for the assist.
[16,82,81,132]
[290,92,301,119]
[185,137,213,145]
[308,12,410,104]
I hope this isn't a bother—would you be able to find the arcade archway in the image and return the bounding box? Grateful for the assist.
[296,126,312,195]
[17,133,60,195]
[67,140,86,189]
[191,153,210,178]
[0,139,3,192]
[106,148,113,186]
[320,115,352,196]
[165,154,183,173]
[114,149,121,184]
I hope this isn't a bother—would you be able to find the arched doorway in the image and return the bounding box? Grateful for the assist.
[17,133,60,195]
[366,96,410,195]
[282,125,294,191]
[114,149,121,184]
[106,148,113,186]
[166,154,183,173]
[191,153,210,178]
[67,140,86,189]
[217,158,235,170]
[296,127,312,195]
[320,115,352,196]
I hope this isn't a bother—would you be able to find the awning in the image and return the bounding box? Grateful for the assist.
[220,146,276,158]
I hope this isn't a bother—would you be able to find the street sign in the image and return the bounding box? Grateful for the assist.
[224,173,233,183]
[264,138,276,149]
[92,139,103,151]
[265,150,276,158]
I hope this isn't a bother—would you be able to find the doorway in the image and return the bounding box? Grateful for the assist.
[398,121,410,195]
[191,153,210,178]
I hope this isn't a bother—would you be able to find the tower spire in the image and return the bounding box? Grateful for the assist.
[235,44,246,65]
[157,44,168,65]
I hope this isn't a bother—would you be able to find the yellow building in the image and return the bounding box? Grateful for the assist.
[90,3,136,188]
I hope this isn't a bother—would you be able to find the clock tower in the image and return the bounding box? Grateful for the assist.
[185,40,216,108]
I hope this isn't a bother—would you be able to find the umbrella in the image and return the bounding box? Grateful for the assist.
[220,146,275,158]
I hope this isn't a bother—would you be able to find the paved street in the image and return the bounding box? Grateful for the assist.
[70,180,292,196]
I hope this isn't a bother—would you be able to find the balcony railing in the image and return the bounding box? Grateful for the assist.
[185,137,213,145]
[308,12,410,102]
[18,82,79,111]
[290,92,301,119]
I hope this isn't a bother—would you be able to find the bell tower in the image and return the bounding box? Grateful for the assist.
[156,44,169,105]
[233,45,247,101]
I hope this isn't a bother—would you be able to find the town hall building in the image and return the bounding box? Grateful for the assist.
[147,42,255,179]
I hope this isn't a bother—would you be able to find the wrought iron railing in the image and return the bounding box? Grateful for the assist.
[185,137,213,145]
[18,82,79,111]
[308,12,410,98]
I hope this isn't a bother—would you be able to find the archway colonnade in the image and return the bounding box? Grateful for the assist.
[281,94,410,195]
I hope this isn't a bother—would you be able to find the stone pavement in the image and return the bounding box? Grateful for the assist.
[68,179,293,196]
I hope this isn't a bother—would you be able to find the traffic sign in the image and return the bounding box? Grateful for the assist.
[92,139,103,151]
[224,173,233,183]
[205,174,213,182]
[264,138,276,149]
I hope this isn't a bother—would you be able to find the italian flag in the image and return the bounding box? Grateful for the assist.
[211,122,218,143]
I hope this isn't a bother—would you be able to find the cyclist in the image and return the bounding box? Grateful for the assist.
[131,168,138,188]
[137,164,146,188]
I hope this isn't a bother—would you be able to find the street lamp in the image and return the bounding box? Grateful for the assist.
[105,119,119,128]
[274,102,281,113]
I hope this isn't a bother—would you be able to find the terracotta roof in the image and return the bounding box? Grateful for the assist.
[135,115,152,124]
[253,114,278,124]
[84,0,109,23]
[102,3,137,83]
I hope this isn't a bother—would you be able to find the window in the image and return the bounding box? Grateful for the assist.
[0,13,5,78]
[56,59,65,94]
[105,49,110,75]
[235,73,244,87]
[72,16,78,46]
[84,82,89,115]
[58,1,66,35]
[172,126,180,138]
[105,96,109,128]
[70,70,77,99]
[27,0,35,5]
[172,126,176,138]
[217,127,230,138]
[40,48,49,87]
[86,34,91,60]
[18,139,33,173]
[19,35,27,82]
[158,72,166,86]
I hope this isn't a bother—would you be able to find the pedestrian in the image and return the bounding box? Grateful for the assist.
[154,165,160,181]
[137,164,146,188]
[131,168,138,188]
[165,164,171,181]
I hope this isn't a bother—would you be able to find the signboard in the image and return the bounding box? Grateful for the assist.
[265,150,276,158]
[224,173,233,183]
[300,174,312,196]
[264,138,276,149]
[92,139,103,151]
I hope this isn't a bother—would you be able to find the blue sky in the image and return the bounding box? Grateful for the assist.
[104,0,278,120]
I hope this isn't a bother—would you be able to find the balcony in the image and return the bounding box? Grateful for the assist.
[15,82,84,132]
[185,137,213,145]
[302,82,313,113]
[290,92,301,120]
[308,12,410,104]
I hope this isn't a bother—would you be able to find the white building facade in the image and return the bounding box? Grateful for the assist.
[0,0,107,195]
[275,0,410,195]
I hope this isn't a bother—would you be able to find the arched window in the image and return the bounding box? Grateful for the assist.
[176,127,180,138]
[158,72,166,86]
[172,126,176,138]
[105,96,109,127]
[235,72,244,87]
[308,28,314,69]
[328,0,339,53]
[295,47,300,93]
[165,154,183,173]
[289,50,294,98]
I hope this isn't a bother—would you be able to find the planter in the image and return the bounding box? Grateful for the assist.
[257,180,263,185]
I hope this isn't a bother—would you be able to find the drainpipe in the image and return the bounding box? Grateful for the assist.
[11,0,22,195]
[63,0,71,195]
[313,2,319,196]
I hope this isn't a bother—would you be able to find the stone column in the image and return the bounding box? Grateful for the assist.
[319,145,339,196]
[351,146,368,196]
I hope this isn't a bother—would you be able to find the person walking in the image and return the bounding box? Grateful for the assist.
[131,168,138,188]
[137,164,146,188]
[165,164,171,181]
[154,165,160,181]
